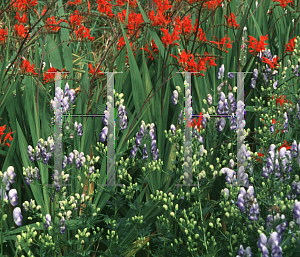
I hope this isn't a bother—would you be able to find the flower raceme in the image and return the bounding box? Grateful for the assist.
[210,35,233,53]
[284,37,297,53]
[0,124,15,147]
[262,55,280,70]
[247,34,268,56]
[224,13,241,29]
[20,60,38,76]
[11,0,38,12]
[271,0,293,8]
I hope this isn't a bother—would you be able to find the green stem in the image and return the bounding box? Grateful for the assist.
[199,198,208,253]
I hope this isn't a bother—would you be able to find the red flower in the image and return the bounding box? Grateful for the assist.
[0,125,15,147]
[170,49,193,67]
[284,37,296,53]
[88,63,104,77]
[14,23,30,39]
[43,67,67,83]
[21,60,37,75]
[45,16,67,32]
[69,10,83,29]
[11,0,38,12]
[268,95,292,108]
[68,0,82,6]
[0,28,8,44]
[271,0,293,8]
[15,12,28,24]
[191,112,203,132]
[210,35,232,53]
[185,112,203,132]
[262,56,280,70]
[224,13,241,29]
[160,25,181,48]
[248,35,268,56]
[74,25,95,42]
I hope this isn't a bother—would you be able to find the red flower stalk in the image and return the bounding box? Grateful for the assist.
[248,35,268,56]
[88,63,105,77]
[271,0,293,8]
[68,0,82,6]
[15,12,28,24]
[14,23,30,39]
[21,60,38,75]
[284,37,296,53]
[11,0,38,12]
[210,35,232,53]
[262,56,280,70]
[0,28,8,44]
[43,67,67,83]
[45,16,67,32]
[0,124,15,147]
[224,13,241,29]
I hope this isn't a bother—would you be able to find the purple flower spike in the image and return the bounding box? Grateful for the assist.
[60,216,67,234]
[142,144,148,160]
[217,64,225,79]
[8,189,18,206]
[170,124,176,135]
[228,72,234,79]
[171,90,178,106]
[45,214,51,229]
[13,207,23,226]
[7,166,16,184]
[131,145,138,158]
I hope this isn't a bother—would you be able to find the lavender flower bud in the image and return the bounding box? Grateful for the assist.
[217,64,225,79]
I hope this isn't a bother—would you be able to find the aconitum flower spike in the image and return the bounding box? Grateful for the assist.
[8,189,18,206]
[142,144,148,160]
[207,94,212,105]
[131,145,138,158]
[13,207,23,226]
[228,72,234,79]
[45,214,51,229]
[217,64,225,79]
[170,124,176,135]
[6,166,16,184]
[171,90,178,106]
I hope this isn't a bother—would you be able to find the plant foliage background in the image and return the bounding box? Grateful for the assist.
[0,0,300,256]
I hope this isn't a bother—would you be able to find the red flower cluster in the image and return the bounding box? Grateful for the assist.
[11,0,37,12]
[224,13,241,29]
[88,63,105,77]
[97,0,115,18]
[248,35,268,56]
[0,124,15,147]
[271,0,293,8]
[262,56,280,70]
[0,28,8,44]
[140,39,159,61]
[45,16,67,32]
[20,60,38,76]
[43,67,68,83]
[161,25,181,48]
[284,37,297,53]
[210,35,233,54]
[170,50,217,76]
[66,10,94,42]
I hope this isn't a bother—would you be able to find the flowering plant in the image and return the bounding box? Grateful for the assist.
[0,0,300,256]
